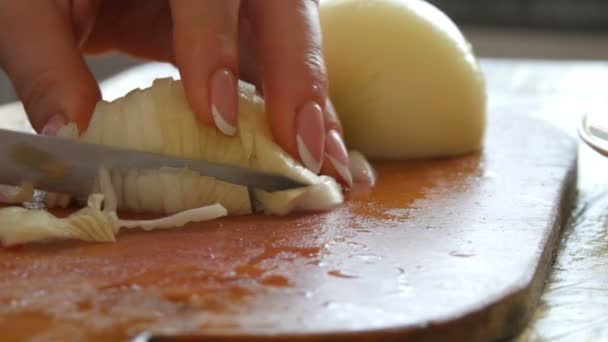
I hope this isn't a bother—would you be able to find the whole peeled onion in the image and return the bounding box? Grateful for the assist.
[320,0,486,160]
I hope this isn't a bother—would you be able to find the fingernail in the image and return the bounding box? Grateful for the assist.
[296,101,325,174]
[41,114,66,136]
[325,130,353,187]
[349,151,377,187]
[210,68,238,136]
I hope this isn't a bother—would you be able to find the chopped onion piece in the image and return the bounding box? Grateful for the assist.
[115,203,227,231]
[98,168,117,213]
[0,194,228,246]
[0,205,115,246]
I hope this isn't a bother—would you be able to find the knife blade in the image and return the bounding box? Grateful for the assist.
[0,128,306,199]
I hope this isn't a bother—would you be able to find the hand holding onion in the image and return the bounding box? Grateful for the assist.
[0,0,354,186]
[0,0,487,245]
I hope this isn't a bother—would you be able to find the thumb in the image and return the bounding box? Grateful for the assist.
[0,1,100,134]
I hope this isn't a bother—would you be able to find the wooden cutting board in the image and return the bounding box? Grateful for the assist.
[0,76,576,341]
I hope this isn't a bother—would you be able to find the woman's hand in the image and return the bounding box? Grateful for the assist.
[0,0,352,186]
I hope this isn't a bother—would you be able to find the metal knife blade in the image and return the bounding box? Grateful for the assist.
[0,128,306,198]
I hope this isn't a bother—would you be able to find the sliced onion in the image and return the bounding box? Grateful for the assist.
[115,203,227,231]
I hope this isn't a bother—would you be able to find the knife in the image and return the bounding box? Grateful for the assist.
[0,128,306,199]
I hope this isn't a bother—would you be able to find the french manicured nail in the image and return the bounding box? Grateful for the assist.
[325,130,353,187]
[349,151,377,186]
[210,68,238,136]
[41,114,66,136]
[296,101,325,174]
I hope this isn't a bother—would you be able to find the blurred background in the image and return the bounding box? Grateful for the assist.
[430,0,608,31]
[2,0,608,105]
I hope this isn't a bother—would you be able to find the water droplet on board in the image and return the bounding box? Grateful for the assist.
[354,254,383,264]
[448,250,476,258]
[328,269,360,279]
[334,236,346,243]
[397,274,410,292]
[260,275,291,287]
[383,208,411,218]
[347,242,366,249]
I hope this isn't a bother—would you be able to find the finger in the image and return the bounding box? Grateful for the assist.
[323,98,342,134]
[55,0,101,46]
[171,0,240,136]
[83,0,174,63]
[248,0,328,174]
[237,10,262,88]
[320,99,352,187]
[0,2,100,133]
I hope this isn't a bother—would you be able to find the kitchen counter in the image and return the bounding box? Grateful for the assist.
[479,58,608,340]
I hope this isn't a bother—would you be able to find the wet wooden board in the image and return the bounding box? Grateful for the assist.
[0,67,576,341]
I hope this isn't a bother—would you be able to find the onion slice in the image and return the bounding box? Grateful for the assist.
[115,204,227,231]
[0,187,228,246]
